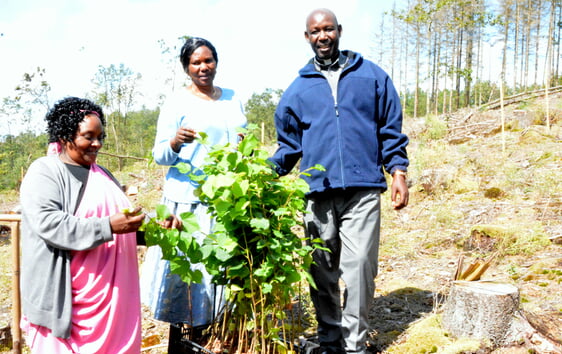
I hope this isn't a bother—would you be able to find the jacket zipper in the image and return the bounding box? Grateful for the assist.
[321,64,347,189]
[334,100,346,187]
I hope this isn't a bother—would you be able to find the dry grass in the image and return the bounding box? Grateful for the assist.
[0,97,561,353]
[385,314,482,354]
[0,246,11,321]
[373,101,561,353]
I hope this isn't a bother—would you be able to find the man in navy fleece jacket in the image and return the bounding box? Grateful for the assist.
[270,8,410,354]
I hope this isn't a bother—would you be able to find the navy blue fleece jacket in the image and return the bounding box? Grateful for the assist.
[270,51,409,195]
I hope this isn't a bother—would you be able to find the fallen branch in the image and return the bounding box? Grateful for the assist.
[480,86,562,111]
[140,343,167,351]
[98,151,148,161]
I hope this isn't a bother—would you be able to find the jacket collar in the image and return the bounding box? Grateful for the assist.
[300,50,359,77]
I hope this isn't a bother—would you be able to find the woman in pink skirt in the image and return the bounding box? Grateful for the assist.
[19,97,179,353]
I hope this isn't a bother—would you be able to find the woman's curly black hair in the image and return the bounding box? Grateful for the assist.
[179,37,218,73]
[45,97,105,143]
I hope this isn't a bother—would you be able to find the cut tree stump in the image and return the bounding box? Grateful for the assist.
[442,280,519,346]
[0,323,12,350]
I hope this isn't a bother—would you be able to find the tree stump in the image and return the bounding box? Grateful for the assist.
[442,280,519,346]
[0,323,12,350]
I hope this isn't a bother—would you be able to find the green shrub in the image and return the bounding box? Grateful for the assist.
[143,127,321,353]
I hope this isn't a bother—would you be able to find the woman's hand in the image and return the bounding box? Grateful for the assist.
[160,214,183,230]
[110,206,145,234]
[171,127,198,152]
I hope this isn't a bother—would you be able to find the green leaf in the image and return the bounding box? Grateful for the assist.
[175,162,192,174]
[261,282,273,294]
[191,269,203,283]
[200,244,214,260]
[229,284,243,293]
[231,180,249,198]
[214,247,234,262]
[176,231,202,263]
[121,207,142,216]
[234,199,250,211]
[254,263,273,278]
[237,133,259,156]
[285,269,301,284]
[226,151,240,168]
[195,131,209,145]
[179,211,200,233]
[216,233,238,252]
[160,242,177,260]
[140,129,321,347]
[215,200,232,213]
[250,217,270,230]
[226,262,250,278]
[155,204,171,220]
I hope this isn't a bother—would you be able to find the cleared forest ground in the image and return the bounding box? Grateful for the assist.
[1,93,561,353]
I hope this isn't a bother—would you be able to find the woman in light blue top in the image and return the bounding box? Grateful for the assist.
[140,37,246,346]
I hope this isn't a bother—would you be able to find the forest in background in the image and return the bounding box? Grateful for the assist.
[0,0,561,191]
[376,0,561,117]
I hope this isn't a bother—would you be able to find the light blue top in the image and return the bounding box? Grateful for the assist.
[153,86,247,203]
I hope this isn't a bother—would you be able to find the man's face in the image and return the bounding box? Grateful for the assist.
[305,12,342,60]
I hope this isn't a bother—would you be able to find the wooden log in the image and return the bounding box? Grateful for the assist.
[442,281,519,346]
[0,214,22,354]
[524,311,562,345]
[11,219,21,354]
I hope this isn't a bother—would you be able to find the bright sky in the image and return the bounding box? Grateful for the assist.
[0,0,401,135]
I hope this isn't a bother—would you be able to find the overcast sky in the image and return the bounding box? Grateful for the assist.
[1,0,400,124]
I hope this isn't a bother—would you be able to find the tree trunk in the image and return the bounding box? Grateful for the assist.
[522,0,532,90]
[501,0,511,87]
[533,0,542,85]
[442,280,519,346]
[553,2,562,80]
[513,1,520,89]
[414,22,421,119]
[455,26,463,110]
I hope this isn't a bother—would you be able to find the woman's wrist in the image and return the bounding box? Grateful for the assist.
[170,138,181,152]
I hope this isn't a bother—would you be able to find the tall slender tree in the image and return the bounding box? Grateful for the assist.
[91,63,142,157]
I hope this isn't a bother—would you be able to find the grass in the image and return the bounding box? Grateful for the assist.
[0,190,19,213]
[376,102,561,352]
[467,222,551,256]
[386,314,482,354]
[0,98,560,353]
[110,160,168,212]
[0,245,11,325]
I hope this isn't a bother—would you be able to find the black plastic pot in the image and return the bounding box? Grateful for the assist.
[168,323,212,354]
[168,323,321,354]
[178,339,214,354]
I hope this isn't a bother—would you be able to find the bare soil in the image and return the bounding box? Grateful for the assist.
[1,99,561,353]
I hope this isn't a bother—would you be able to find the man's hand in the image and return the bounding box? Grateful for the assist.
[391,172,409,210]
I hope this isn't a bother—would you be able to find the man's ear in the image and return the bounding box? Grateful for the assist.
[304,31,310,43]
